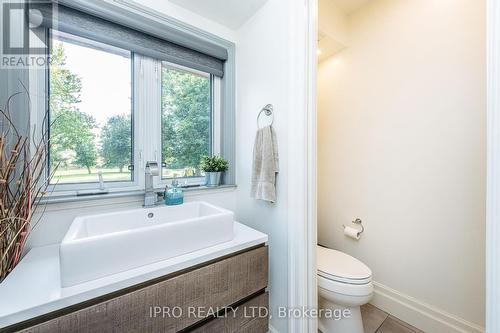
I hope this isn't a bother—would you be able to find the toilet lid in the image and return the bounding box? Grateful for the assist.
[317,246,372,284]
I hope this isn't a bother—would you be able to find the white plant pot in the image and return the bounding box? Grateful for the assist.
[205,172,222,187]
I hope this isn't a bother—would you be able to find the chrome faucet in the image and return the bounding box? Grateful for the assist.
[144,161,160,207]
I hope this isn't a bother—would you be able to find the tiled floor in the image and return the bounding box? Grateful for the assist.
[361,304,424,333]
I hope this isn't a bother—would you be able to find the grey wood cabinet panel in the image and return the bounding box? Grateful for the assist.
[190,292,269,333]
[18,246,268,333]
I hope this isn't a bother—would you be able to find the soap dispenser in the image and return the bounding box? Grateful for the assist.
[165,178,184,206]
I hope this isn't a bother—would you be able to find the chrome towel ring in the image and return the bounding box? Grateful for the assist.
[257,104,274,128]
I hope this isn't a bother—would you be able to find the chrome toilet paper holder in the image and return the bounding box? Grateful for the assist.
[343,218,365,235]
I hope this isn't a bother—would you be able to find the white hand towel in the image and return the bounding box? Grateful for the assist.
[251,125,279,203]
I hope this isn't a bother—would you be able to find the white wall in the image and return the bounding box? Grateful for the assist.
[234,0,291,331]
[125,0,237,42]
[318,0,349,61]
[318,0,486,329]
[318,0,349,46]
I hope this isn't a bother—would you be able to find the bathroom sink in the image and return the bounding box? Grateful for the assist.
[59,202,234,287]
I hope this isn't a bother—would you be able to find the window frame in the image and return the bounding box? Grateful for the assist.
[38,30,222,196]
[158,61,220,186]
[45,29,140,194]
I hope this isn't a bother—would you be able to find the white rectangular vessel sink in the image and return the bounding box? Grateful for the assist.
[60,202,234,287]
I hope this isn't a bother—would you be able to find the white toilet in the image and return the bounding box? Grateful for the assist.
[317,245,373,333]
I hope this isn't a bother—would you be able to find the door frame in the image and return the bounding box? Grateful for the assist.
[486,0,500,331]
[287,0,318,332]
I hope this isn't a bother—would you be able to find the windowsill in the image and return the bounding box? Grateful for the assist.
[40,184,237,205]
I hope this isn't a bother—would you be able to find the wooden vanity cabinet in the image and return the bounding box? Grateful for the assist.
[8,245,269,333]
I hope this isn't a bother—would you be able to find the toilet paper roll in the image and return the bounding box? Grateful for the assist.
[344,225,361,240]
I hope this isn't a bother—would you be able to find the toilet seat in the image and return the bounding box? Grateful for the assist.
[318,274,373,298]
[317,246,372,285]
[318,270,371,285]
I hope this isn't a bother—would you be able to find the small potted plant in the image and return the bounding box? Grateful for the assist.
[200,155,229,187]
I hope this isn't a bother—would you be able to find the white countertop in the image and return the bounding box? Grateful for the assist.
[0,222,268,328]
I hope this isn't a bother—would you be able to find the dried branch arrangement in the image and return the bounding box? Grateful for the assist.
[0,92,55,283]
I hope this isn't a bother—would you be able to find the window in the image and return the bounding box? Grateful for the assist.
[161,63,212,179]
[36,5,234,195]
[49,31,133,185]
[46,31,221,192]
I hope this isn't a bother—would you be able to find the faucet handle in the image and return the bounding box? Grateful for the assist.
[145,161,160,176]
[98,171,106,191]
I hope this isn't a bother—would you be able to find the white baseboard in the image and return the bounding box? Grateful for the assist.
[371,282,485,333]
[268,325,279,333]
